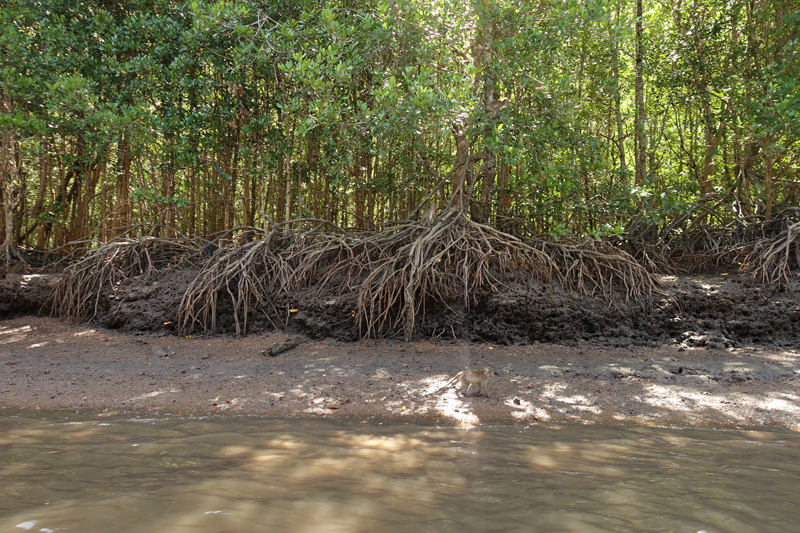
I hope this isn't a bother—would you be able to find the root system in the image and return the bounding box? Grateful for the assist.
[48,237,204,321]
[41,209,799,341]
[176,210,663,340]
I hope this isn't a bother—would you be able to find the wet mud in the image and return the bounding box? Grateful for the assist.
[0,316,798,429]
[0,270,798,427]
[1,270,797,349]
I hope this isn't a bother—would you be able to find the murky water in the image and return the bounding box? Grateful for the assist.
[1,412,799,533]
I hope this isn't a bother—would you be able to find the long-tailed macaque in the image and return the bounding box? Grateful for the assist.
[430,367,493,398]
[484,97,510,119]
[421,203,437,226]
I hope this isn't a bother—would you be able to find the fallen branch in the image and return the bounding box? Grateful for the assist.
[260,336,305,357]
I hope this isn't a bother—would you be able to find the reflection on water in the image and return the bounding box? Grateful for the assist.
[1,412,799,533]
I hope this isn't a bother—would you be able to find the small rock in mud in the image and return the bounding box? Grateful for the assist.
[150,345,169,358]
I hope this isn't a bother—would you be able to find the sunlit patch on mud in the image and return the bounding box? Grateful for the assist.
[129,390,169,401]
[0,325,31,343]
[506,397,550,421]
[431,394,482,426]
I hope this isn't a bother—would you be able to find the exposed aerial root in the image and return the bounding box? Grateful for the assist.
[354,209,557,340]
[745,220,800,285]
[622,206,800,276]
[537,239,663,303]
[48,215,666,339]
[179,229,292,335]
[48,237,203,321]
[177,210,663,339]
[0,241,27,276]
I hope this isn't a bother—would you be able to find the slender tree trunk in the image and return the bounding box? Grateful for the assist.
[305,141,320,219]
[242,152,252,240]
[14,142,24,246]
[249,156,257,228]
[764,135,773,220]
[188,168,197,236]
[324,179,332,223]
[283,150,292,227]
[114,133,132,238]
[499,162,512,231]
[275,158,284,225]
[699,99,723,198]
[612,0,627,177]
[35,153,49,249]
[450,126,470,212]
[208,164,217,236]
[100,167,107,242]
[353,151,373,228]
[354,188,366,228]
[0,127,15,248]
[634,0,646,185]
[69,158,104,245]
[228,144,238,230]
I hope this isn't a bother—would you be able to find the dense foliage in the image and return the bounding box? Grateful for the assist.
[1,0,798,253]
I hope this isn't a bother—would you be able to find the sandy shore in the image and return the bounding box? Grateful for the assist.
[1,316,798,429]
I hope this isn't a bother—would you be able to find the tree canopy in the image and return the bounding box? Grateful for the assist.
[1,0,798,249]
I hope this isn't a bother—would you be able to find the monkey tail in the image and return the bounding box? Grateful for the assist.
[426,375,458,396]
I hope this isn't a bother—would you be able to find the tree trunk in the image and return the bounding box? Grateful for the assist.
[634,0,646,185]
[35,153,49,249]
[283,150,292,227]
[228,144,238,230]
[0,95,17,252]
[699,98,723,198]
[764,135,773,220]
[68,158,104,245]
[612,0,627,177]
[450,126,470,213]
[1,127,15,248]
[241,153,252,241]
[114,133,132,238]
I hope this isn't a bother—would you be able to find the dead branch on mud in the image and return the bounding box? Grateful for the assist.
[48,236,204,321]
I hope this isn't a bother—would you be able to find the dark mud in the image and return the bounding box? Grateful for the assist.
[0,270,798,348]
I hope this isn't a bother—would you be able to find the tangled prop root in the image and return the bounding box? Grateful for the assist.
[538,239,663,303]
[179,230,293,335]
[177,211,665,339]
[0,241,27,276]
[49,237,203,321]
[746,220,800,285]
[355,209,556,340]
[50,215,665,339]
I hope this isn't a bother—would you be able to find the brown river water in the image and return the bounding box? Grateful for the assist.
[1,411,799,533]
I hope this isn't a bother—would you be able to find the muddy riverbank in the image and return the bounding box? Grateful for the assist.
[1,316,798,429]
[3,269,800,347]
